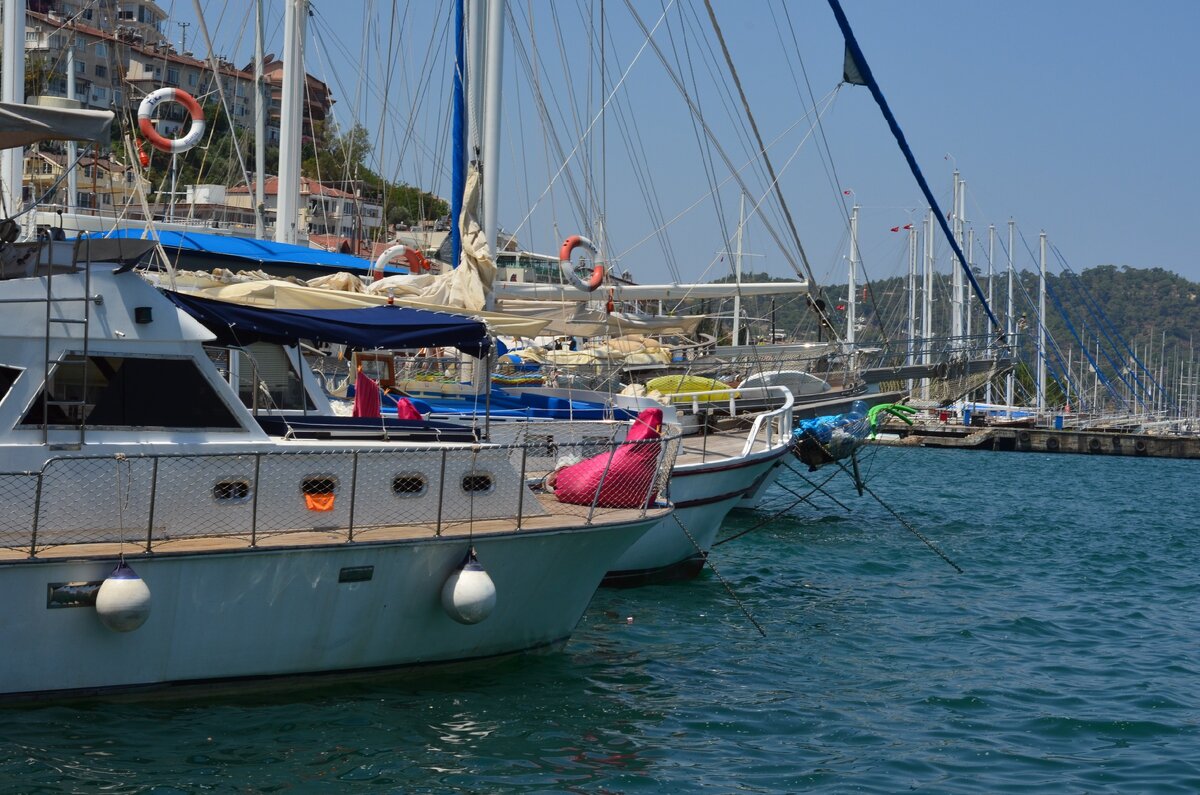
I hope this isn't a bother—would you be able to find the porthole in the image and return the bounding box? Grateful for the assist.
[392,474,428,497]
[213,479,251,502]
[461,473,494,494]
[301,475,339,495]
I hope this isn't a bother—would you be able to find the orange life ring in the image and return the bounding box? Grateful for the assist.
[138,88,205,154]
[559,234,605,292]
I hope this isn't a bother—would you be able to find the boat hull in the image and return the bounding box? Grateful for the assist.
[603,448,786,586]
[0,516,655,700]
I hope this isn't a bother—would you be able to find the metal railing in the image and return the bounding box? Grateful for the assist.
[0,432,681,559]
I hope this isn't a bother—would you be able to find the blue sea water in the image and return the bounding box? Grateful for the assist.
[3,446,1199,793]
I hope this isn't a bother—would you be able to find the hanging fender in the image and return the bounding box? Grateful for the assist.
[137,88,205,154]
[559,235,605,292]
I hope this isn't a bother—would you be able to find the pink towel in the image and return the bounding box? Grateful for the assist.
[394,397,423,421]
[352,369,382,419]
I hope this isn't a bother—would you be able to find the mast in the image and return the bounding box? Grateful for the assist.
[254,0,267,238]
[481,0,504,264]
[733,193,744,346]
[2,0,26,224]
[950,171,962,344]
[66,27,77,214]
[922,210,934,400]
[847,203,859,348]
[275,0,308,244]
[1006,219,1015,411]
[449,0,466,268]
[986,223,995,404]
[906,220,917,392]
[1038,230,1047,414]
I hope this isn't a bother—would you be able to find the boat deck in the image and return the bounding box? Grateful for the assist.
[676,428,783,465]
[0,495,669,562]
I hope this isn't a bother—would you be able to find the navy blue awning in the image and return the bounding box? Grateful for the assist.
[164,291,490,356]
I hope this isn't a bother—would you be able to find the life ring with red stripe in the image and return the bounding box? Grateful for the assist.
[137,88,205,154]
[559,234,605,292]
[372,244,433,281]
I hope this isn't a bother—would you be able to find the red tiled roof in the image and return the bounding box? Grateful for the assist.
[228,176,355,199]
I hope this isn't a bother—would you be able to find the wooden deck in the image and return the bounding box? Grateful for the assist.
[0,494,668,562]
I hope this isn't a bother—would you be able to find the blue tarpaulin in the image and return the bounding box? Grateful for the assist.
[163,290,490,356]
[80,230,391,275]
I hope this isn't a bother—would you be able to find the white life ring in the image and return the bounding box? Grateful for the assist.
[372,244,432,281]
[559,235,605,292]
[137,88,205,154]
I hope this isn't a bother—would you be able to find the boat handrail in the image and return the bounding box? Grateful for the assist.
[738,385,795,457]
[0,431,682,559]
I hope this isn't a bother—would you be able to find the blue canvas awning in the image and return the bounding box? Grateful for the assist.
[164,290,490,356]
[81,230,396,275]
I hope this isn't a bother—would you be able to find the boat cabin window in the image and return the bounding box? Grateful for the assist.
[19,355,242,429]
[461,473,494,494]
[0,365,21,404]
[232,344,316,411]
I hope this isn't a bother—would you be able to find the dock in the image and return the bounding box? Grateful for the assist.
[872,424,1200,460]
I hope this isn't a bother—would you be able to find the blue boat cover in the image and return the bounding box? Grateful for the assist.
[80,230,391,274]
[163,290,489,356]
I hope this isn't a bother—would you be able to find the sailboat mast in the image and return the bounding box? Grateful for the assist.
[481,0,504,262]
[1006,219,1015,410]
[66,31,77,214]
[847,203,859,348]
[1038,231,1048,413]
[906,221,917,389]
[254,0,267,238]
[733,193,744,347]
[449,0,466,268]
[922,210,934,400]
[986,223,995,404]
[275,0,308,245]
[950,171,962,344]
[2,0,26,224]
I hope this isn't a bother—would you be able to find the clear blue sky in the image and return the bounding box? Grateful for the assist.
[174,1,1200,288]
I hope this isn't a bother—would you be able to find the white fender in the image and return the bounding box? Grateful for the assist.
[441,550,497,625]
[95,560,152,632]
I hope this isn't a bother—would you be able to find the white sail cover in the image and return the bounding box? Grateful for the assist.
[0,102,113,148]
[366,170,496,311]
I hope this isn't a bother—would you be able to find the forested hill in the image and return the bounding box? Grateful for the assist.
[710,266,1200,360]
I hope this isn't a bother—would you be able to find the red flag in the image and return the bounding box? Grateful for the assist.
[904,223,913,230]
[890,226,900,232]
[836,303,846,311]
[843,189,852,195]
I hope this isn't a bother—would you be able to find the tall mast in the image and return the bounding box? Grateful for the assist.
[449,0,466,268]
[1037,231,1047,413]
[906,221,917,394]
[481,0,504,262]
[847,203,859,348]
[950,171,962,344]
[1006,219,1015,410]
[733,193,744,346]
[922,210,934,400]
[2,0,26,225]
[275,0,308,245]
[986,224,995,404]
[66,26,77,214]
[254,0,267,238]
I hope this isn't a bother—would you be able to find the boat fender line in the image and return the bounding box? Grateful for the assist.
[138,88,205,154]
[95,559,152,632]
[441,547,497,625]
[559,235,605,292]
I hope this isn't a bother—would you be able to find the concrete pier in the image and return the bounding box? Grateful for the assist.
[873,425,1200,460]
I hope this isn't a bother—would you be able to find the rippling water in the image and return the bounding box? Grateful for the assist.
[4,447,1199,793]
